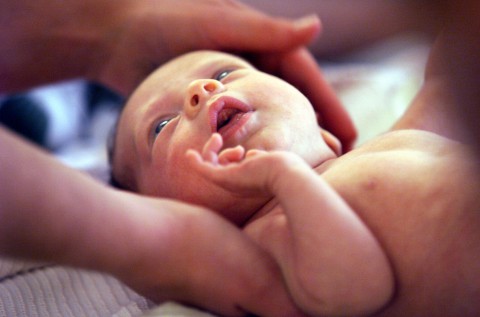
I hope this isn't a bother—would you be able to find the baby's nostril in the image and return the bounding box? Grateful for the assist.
[204,82,216,92]
[191,95,199,106]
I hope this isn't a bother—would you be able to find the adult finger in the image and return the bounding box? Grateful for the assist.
[202,11,322,52]
[95,0,321,96]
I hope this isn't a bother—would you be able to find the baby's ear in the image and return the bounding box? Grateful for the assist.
[321,130,342,156]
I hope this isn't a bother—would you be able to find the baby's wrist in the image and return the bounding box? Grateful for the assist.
[268,152,311,195]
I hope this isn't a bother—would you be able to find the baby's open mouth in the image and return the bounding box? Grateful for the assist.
[217,108,244,132]
[209,96,252,135]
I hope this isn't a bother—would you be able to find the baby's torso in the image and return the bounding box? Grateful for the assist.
[321,130,480,316]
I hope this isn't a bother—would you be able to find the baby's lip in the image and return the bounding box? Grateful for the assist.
[208,96,252,133]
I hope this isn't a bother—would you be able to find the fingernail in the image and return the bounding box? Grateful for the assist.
[293,14,320,30]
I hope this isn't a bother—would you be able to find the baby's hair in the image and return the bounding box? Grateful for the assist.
[105,64,162,191]
[106,104,128,190]
[109,173,127,190]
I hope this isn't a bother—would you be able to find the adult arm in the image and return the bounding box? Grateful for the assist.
[188,134,394,316]
[0,127,302,317]
[394,0,480,149]
[390,3,474,146]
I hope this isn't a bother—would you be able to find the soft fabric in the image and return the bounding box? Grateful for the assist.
[0,257,153,317]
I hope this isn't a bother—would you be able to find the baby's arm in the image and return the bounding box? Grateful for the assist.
[188,134,394,316]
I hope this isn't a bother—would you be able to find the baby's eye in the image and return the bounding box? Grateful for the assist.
[215,69,234,82]
[154,118,173,136]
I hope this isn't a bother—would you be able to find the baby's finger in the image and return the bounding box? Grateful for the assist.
[218,146,245,164]
[202,133,223,162]
[186,149,202,163]
[186,150,219,181]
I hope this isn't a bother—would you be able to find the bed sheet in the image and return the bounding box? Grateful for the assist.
[0,36,429,317]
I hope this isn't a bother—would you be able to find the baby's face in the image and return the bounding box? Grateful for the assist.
[113,51,337,224]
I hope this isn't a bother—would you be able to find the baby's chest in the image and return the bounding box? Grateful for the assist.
[323,151,458,255]
[323,152,434,218]
[323,149,479,284]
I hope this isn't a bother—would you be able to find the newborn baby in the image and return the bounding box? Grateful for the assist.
[110,50,480,317]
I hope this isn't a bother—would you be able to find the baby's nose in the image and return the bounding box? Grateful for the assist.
[185,79,225,118]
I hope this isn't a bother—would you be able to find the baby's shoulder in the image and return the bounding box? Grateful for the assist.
[328,129,472,171]
[351,129,465,156]
[320,129,477,199]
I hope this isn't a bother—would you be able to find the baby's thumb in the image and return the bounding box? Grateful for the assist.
[218,146,245,164]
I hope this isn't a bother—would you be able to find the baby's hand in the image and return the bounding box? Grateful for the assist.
[186,133,280,195]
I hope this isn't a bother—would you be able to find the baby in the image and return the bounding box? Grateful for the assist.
[109,50,480,317]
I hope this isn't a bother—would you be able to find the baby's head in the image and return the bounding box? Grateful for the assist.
[110,50,340,224]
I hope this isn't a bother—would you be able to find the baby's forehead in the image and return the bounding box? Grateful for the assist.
[173,50,252,68]
[151,50,254,82]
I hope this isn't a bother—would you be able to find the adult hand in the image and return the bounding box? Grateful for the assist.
[95,0,356,149]
[110,191,303,317]
[90,0,322,95]
[1,0,355,149]
[0,0,318,94]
